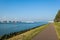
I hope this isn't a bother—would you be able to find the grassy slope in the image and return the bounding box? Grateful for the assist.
[54,22,60,40]
[7,24,48,40]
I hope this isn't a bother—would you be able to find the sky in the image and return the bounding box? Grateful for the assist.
[0,0,60,22]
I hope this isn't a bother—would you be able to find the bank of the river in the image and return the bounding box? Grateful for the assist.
[0,22,47,36]
[8,24,48,40]
[0,24,48,40]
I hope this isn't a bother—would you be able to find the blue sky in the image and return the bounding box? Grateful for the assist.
[0,0,60,21]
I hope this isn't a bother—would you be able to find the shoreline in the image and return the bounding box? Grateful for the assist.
[0,24,47,40]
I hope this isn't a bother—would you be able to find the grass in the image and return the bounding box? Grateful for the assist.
[7,24,48,40]
[54,22,60,40]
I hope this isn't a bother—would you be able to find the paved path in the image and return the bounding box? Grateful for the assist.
[31,23,58,40]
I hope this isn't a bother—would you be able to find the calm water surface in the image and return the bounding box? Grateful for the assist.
[0,22,47,36]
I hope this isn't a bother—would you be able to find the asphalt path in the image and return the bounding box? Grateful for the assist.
[31,23,58,40]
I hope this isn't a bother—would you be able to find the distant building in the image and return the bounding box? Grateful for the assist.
[9,21,12,23]
[0,21,2,23]
[12,21,16,23]
[0,21,23,24]
[3,21,7,23]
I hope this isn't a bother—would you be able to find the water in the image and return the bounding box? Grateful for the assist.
[0,22,47,36]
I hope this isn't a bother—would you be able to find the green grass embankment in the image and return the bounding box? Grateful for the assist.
[54,22,60,40]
